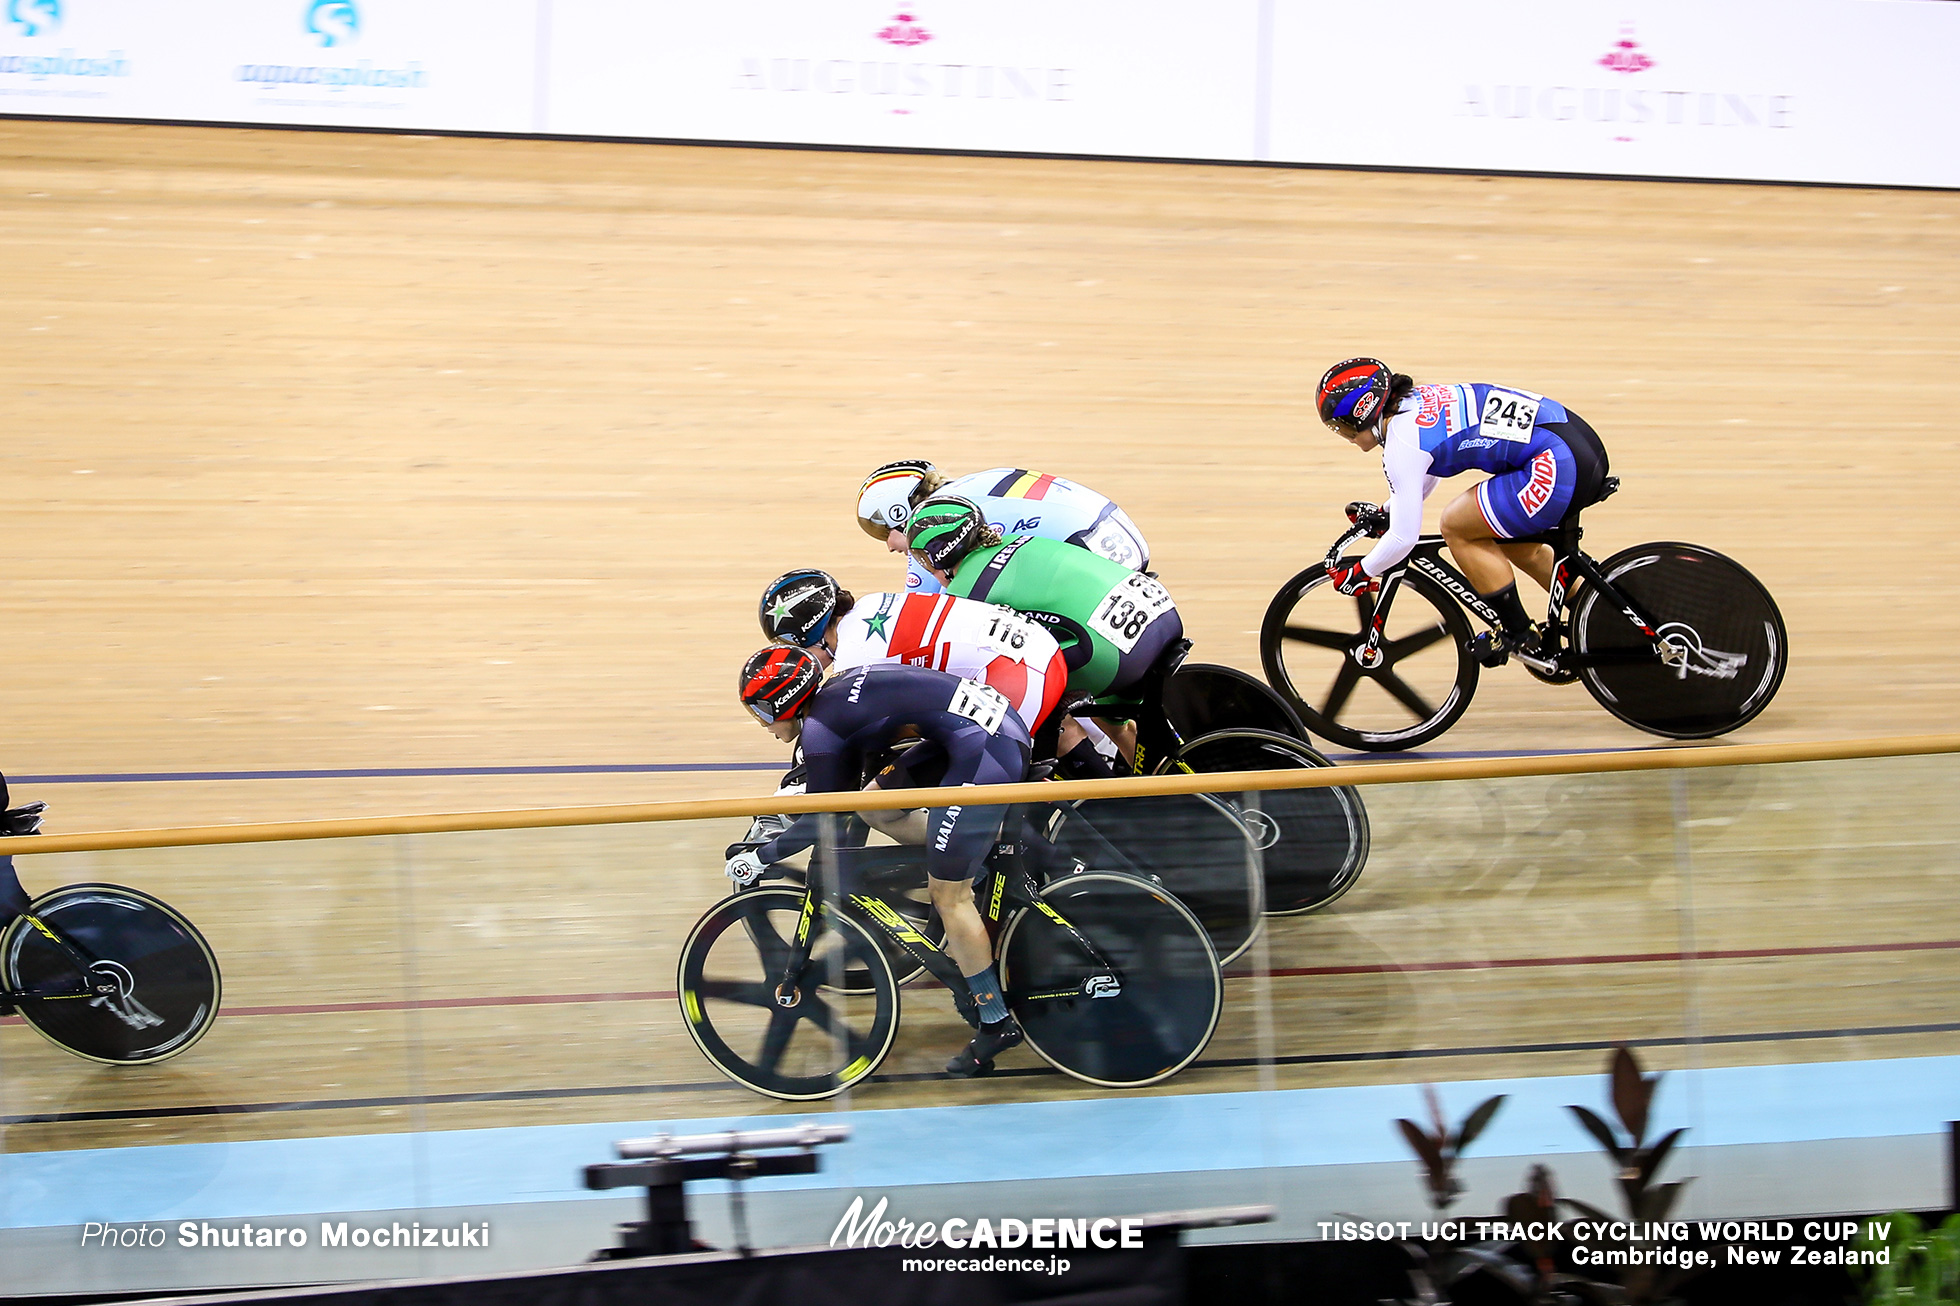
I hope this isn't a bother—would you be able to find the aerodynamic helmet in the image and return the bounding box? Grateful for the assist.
[905,495,988,574]
[758,569,842,648]
[856,460,940,540]
[738,645,823,724]
[1316,357,1394,432]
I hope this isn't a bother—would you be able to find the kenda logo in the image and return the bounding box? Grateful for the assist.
[6,0,59,38]
[306,0,359,48]
[831,1195,1144,1251]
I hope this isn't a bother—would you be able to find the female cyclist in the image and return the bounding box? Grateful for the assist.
[855,460,1149,597]
[1315,357,1611,664]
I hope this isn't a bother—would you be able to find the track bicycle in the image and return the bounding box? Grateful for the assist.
[752,776,1263,978]
[1068,645,1371,917]
[0,798,222,1065]
[1259,483,1788,752]
[677,803,1223,1101]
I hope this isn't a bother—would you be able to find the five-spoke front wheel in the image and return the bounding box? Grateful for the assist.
[1260,563,1478,752]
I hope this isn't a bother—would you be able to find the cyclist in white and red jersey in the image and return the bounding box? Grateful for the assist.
[854,460,1150,597]
[757,569,1117,778]
[1314,357,1612,666]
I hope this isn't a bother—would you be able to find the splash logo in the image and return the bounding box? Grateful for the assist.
[305,0,358,48]
[6,0,60,38]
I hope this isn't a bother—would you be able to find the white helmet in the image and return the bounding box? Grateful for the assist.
[855,460,940,540]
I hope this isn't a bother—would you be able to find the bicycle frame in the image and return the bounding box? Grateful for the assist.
[1326,519,1671,673]
[0,912,122,1006]
[756,809,1123,1011]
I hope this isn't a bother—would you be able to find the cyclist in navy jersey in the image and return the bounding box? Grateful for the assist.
[0,772,41,924]
[0,774,46,1014]
[1315,357,1611,665]
[730,649,1032,1077]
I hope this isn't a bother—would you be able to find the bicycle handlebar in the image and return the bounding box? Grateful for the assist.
[1324,522,1376,570]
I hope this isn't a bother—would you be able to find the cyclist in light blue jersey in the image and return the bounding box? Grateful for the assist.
[1315,357,1611,665]
[855,460,1149,597]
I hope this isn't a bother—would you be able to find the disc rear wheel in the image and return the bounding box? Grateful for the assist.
[1051,793,1263,965]
[1000,871,1221,1089]
[4,883,221,1065]
[1575,543,1787,739]
[1168,728,1371,915]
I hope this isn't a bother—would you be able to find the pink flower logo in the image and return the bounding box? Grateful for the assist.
[1598,25,1654,75]
[877,11,932,47]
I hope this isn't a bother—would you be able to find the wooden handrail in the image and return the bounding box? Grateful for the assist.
[7,733,1959,856]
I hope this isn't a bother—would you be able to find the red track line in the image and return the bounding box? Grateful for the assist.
[220,990,680,1017]
[1228,937,1960,980]
[6,939,1950,1028]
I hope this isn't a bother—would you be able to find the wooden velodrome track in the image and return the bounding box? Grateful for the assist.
[1,120,1957,1156]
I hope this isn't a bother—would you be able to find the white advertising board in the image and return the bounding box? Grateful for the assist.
[0,0,542,134]
[2,0,1955,188]
[541,0,1262,160]
[1263,0,1960,188]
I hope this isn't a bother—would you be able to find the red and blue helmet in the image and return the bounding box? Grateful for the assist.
[738,645,822,724]
[1316,357,1393,432]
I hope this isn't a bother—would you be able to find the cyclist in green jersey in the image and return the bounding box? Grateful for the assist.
[906,495,1185,775]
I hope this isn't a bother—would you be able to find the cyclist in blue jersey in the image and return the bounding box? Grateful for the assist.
[729,648,1032,1077]
[1315,357,1611,665]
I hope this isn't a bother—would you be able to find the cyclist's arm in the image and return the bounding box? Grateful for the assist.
[905,555,943,596]
[1361,422,1436,576]
[750,746,856,864]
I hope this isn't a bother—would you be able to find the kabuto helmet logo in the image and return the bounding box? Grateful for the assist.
[6,0,61,38]
[305,0,359,48]
[1352,392,1380,425]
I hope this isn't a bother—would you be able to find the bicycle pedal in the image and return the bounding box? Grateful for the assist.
[1514,649,1561,676]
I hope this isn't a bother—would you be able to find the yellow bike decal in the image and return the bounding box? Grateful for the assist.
[850,895,934,949]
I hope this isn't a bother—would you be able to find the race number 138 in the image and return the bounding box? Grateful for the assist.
[1089,573,1173,653]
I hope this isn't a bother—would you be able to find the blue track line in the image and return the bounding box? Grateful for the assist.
[10,745,1667,786]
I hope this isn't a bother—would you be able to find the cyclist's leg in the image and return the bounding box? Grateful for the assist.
[925,734,1030,1072]
[0,856,25,925]
[1450,445,1580,650]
